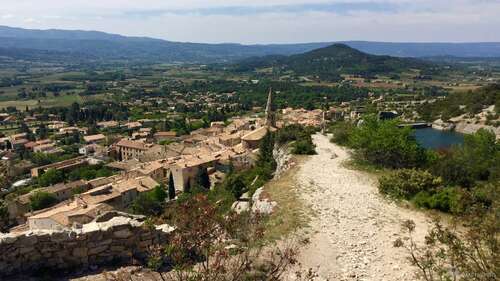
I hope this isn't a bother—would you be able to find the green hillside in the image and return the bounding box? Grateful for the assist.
[233,43,435,81]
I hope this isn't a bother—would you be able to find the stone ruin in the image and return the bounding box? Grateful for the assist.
[0,215,174,277]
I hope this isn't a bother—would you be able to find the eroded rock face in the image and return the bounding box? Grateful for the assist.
[274,144,293,179]
[432,119,456,131]
[0,216,174,277]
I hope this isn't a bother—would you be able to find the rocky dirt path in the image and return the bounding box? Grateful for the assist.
[294,134,431,281]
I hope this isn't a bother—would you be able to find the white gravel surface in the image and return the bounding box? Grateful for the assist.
[294,134,432,281]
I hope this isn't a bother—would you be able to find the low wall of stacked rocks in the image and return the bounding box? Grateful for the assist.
[0,216,174,277]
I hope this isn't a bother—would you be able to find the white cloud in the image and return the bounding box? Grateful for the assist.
[1,14,15,19]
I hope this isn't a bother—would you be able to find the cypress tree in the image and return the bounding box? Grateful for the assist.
[168,173,176,200]
[258,130,276,169]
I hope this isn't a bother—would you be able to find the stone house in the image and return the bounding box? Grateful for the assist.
[169,155,217,192]
[116,139,153,161]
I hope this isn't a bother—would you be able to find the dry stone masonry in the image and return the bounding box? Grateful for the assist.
[0,216,174,277]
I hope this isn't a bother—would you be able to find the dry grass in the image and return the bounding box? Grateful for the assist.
[263,156,312,242]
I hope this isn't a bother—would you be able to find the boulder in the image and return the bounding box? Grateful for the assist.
[232,201,250,214]
[251,187,277,215]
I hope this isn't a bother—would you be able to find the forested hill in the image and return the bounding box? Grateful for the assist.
[232,44,434,81]
[0,26,329,63]
[417,83,500,121]
[1,26,500,64]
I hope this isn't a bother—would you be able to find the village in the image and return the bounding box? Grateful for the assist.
[0,89,331,233]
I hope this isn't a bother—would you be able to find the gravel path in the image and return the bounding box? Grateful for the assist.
[295,134,431,281]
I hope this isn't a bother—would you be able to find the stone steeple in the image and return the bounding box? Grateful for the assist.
[265,87,275,127]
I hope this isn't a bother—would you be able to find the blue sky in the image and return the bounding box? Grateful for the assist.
[1,0,499,43]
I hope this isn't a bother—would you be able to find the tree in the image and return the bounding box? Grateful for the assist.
[30,191,58,211]
[432,129,499,187]
[130,192,162,216]
[223,173,246,199]
[349,115,427,168]
[37,168,64,187]
[151,184,167,202]
[19,122,35,141]
[168,173,176,200]
[258,130,276,169]
[37,124,48,139]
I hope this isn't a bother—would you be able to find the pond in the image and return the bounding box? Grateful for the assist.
[414,127,464,149]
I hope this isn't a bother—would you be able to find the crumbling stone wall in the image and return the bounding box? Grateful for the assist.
[0,216,174,277]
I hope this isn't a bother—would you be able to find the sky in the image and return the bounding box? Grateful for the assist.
[1,0,499,44]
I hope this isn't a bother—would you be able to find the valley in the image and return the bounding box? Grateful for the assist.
[0,24,498,281]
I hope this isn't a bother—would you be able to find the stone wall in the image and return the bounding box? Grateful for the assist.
[0,216,174,277]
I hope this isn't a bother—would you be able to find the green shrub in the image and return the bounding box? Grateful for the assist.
[276,124,316,144]
[292,138,316,155]
[349,115,427,168]
[413,188,461,213]
[431,154,474,187]
[431,129,499,187]
[223,173,247,199]
[330,122,354,146]
[38,169,64,187]
[378,169,442,200]
[68,165,113,182]
[30,191,58,211]
[130,192,162,216]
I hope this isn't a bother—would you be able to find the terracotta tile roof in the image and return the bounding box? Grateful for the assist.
[43,180,87,194]
[154,131,177,137]
[242,127,269,141]
[84,134,106,143]
[116,139,149,150]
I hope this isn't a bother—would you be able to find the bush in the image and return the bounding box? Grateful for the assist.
[223,173,247,199]
[38,169,64,187]
[276,124,316,144]
[349,115,427,168]
[130,188,165,216]
[431,153,474,187]
[68,165,113,181]
[378,169,442,200]
[413,188,461,213]
[30,191,58,211]
[292,138,316,155]
[330,122,354,146]
[431,129,499,187]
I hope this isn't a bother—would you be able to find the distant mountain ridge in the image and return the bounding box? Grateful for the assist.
[0,26,499,63]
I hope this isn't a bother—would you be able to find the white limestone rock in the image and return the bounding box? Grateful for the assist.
[251,187,277,215]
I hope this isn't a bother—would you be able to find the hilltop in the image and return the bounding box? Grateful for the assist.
[233,44,435,81]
